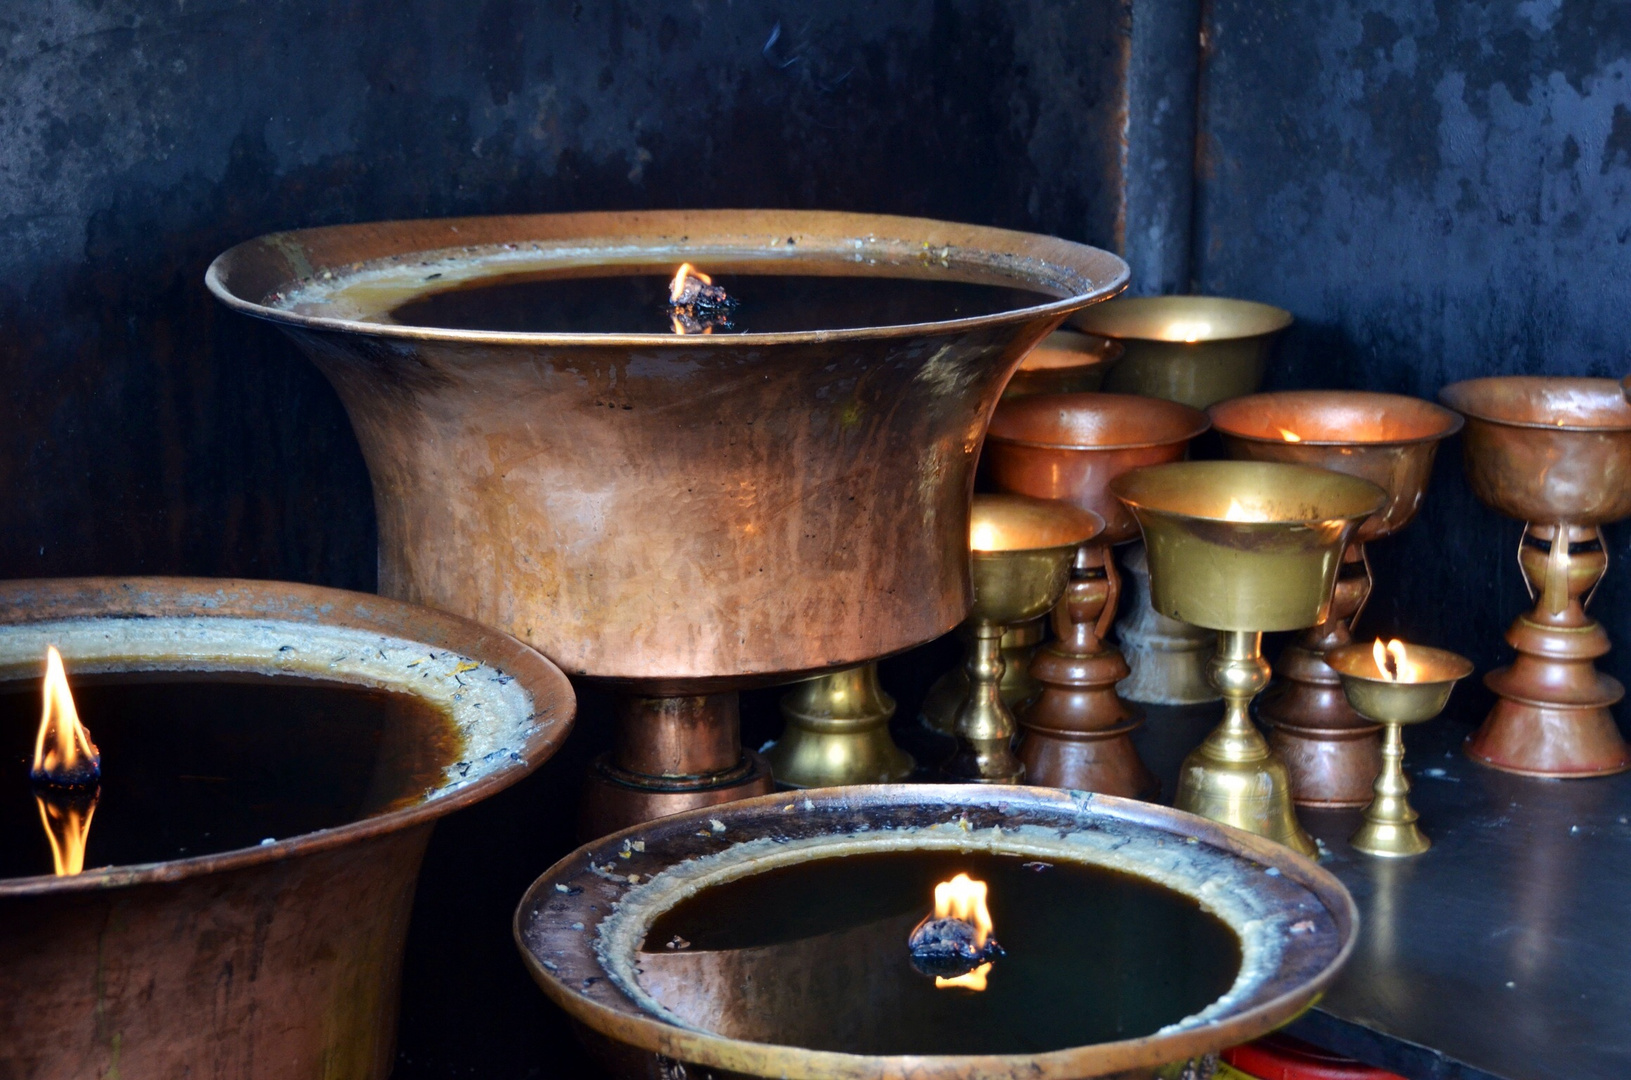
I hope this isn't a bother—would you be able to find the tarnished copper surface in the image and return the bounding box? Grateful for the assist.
[983,393,1206,795]
[210,210,1126,832]
[514,785,1356,1080]
[208,210,1128,690]
[1440,378,1631,776]
[1211,391,1462,806]
[0,577,574,1080]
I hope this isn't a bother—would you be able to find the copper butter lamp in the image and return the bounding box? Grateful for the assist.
[1210,391,1462,806]
[1327,641,1473,857]
[1000,329,1124,400]
[1073,296,1291,706]
[946,495,1103,783]
[0,577,572,1080]
[1111,462,1386,854]
[983,392,1210,797]
[208,211,1128,834]
[516,785,1355,1080]
[1439,377,1631,776]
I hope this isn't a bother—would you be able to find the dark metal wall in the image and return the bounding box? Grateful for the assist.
[0,3,1130,1076]
[1194,0,1631,700]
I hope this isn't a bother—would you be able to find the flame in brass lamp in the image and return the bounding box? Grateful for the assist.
[1327,641,1473,857]
[32,646,101,876]
[1111,462,1386,854]
[947,495,1102,783]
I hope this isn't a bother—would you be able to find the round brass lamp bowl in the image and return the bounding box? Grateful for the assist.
[0,577,574,1080]
[1001,329,1125,399]
[1074,296,1291,409]
[1210,391,1463,807]
[515,785,1356,1080]
[1108,461,1386,634]
[969,494,1104,625]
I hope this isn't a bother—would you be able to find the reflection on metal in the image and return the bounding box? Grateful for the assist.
[768,663,913,789]
[1075,296,1290,410]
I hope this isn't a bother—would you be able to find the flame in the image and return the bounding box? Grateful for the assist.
[32,646,99,786]
[971,522,1001,551]
[1277,427,1302,442]
[1372,638,1417,682]
[1223,496,1256,522]
[932,873,992,948]
[1165,320,1212,343]
[35,792,96,876]
[936,962,992,991]
[669,262,711,303]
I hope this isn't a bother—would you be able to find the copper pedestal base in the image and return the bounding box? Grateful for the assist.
[579,693,774,838]
[1268,722,1383,807]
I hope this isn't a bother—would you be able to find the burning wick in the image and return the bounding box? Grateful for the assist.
[31,647,100,876]
[1223,496,1260,522]
[908,872,1004,990]
[971,521,1002,551]
[1165,320,1212,343]
[1372,637,1417,683]
[1277,427,1302,442]
[667,263,738,335]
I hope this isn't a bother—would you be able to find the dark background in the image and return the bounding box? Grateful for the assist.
[1,1,1628,1077]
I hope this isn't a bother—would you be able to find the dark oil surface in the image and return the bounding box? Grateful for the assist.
[640,849,1241,1056]
[0,673,459,878]
[385,270,1056,334]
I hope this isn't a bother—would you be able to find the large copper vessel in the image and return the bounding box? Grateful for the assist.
[208,211,1128,832]
[0,577,573,1080]
[1211,391,1461,806]
[516,786,1354,1080]
[1440,377,1631,776]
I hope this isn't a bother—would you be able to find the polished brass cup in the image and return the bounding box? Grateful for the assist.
[767,663,913,788]
[1074,296,1291,410]
[1000,330,1124,400]
[1212,391,1463,806]
[946,495,1103,783]
[1440,377,1631,777]
[982,392,1210,796]
[1111,461,1387,854]
[919,619,1043,736]
[1327,644,1474,857]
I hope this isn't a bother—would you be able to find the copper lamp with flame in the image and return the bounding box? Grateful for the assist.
[31,646,100,876]
[1327,639,1473,857]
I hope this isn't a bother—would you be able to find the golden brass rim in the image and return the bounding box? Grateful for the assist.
[206,209,1130,348]
[985,394,1212,452]
[1071,295,1293,345]
[1210,391,1464,447]
[1109,461,1388,526]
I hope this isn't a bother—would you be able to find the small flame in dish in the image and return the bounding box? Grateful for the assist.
[1373,638,1416,682]
[971,522,1002,551]
[936,962,993,991]
[1165,320,1212,343]
[33,647,99,788]
[933,873,993,948]
[669,262,712,303]
[1277,427,1302,442]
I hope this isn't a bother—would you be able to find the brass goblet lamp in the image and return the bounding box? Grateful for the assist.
[1440,377,1631,777]
[946,495,1103,783]
[999,329,1124,400]
[1110,461,1386,854]
[1073,296,1292,706]
[982,392,1209,797]
[767,663,913,788]
[1211,391,1462,806]
[1327,641,1473,857]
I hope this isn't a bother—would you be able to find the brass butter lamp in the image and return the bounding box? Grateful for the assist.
[767,663,913,788]
[1072,295,1292,706]
[1440,377,1631,777]
[1111,461,1386,854]
[947,494,1103,783]
[1211,391,1462,807]
[1327,641,1474,857]
[982,392,1210,796]
[999,329,1124,400]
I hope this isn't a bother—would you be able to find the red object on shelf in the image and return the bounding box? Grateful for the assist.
[1223,1034,1407,1080]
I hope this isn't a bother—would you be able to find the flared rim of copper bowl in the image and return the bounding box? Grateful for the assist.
[513,785,1357,1080]
[1210,390,1463,448]
[987,391,1212,451]
[1070,295,1293,345]
[1439,376,1631,433]
[205,209,1130,347]
[0,576,575,898]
